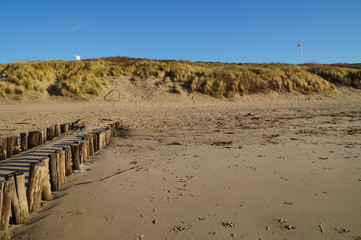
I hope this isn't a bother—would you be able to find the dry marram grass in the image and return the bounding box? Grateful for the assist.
[1,57,360,99]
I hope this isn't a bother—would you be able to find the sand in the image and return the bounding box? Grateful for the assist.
[0,92,361,240]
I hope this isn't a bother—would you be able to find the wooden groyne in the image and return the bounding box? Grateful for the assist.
[0,123,73,161]
[0,121,120,240]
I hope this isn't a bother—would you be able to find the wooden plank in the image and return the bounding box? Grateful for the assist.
[5,172,30,224]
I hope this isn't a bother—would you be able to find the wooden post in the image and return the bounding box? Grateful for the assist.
[99,131,105,150]
[48,153,60,191]
[60,123,69,133]
[103,129,108,146]
[28,131,41,149]
[20,132,28,152]
[71,143,80,170]
[27,163,43,213]
[63,146,72,176]
[104,129,109,146]
[36,130,42,147]
[0,181,13,240]
[80,139,90,163]
[105,127,112,145]
[87,135,94,156]
[93,133,99,153]
[0,138,6,160]
[41,129,46,144]
[54,124,61,137]
[110,123,114,136]
[78,141,85,164]
[0,182,3,239]
[38,158,52,201]
[114,121,120,135]
[47,126,55,141]
[4,172,30,224]
[7,136,20,158]
[57,150,66,184]
[83,139,89,162]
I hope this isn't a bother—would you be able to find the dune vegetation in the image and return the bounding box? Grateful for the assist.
[0,57,360,99]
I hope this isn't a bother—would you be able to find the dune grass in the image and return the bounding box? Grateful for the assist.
[0,57,360,99]
[0,60,116,99]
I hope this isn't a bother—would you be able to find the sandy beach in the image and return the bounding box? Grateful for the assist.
[0,94,360,240]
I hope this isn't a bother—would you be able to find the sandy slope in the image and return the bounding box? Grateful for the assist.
[0,92,360,240]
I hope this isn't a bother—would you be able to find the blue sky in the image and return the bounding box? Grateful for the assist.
[1,0,360,64]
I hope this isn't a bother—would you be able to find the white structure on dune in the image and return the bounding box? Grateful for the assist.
[75,55,81,61]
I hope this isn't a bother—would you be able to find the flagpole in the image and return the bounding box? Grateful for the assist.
[297,43,304,64]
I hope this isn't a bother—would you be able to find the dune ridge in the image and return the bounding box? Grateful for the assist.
[1,57,360,100]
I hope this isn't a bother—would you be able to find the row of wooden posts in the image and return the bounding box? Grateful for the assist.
[0,121,120,240]
[0,123,72,161]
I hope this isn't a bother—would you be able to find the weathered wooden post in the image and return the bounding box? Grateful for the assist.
[0,138,7,160]
[27,163,44,213]
[6,136,20,158]
[47,126,55,141]
[104,128,110,146]
[79,140,89,163]
[84,139,89,162]
[38,158,52,201]
[4,172,30,224]
[93,133,99,153]
[114,121,120,135]
[60,123,69,133]
[99,131,105,150]
[54,124,61,137]
[71,143,80,170]
[20,132,28,152]
[78,141,85,164]
[0,181,13,240]
[28,130,41,149]
[0,182,4,239]
[41,129,46,144]
[57,150,66,184]
[108,127,112,143]
[48,153,60,191]
[87,135,94,156]
[14,136,20,155]
[104,129,108,146]
[63,146,72,176]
